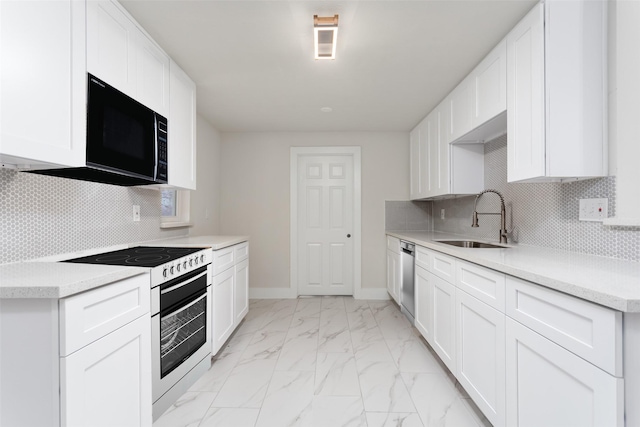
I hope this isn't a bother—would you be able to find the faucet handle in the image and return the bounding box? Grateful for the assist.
[471,211,479,227]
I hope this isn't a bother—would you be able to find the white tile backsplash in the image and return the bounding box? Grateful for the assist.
[387,135,640,261]
[0,169,186,264]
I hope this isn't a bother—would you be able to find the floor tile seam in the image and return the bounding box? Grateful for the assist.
[212,331,259,399]
[191,390,221,427]
[313,351,364,401]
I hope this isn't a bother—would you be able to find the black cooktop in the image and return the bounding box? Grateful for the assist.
[64,246,204,267]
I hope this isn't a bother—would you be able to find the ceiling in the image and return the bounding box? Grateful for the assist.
[120,0,537,133]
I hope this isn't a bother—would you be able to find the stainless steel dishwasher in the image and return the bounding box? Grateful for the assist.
[400,240,415,325]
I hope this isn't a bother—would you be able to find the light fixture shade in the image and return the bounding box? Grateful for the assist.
[314,15,339,60]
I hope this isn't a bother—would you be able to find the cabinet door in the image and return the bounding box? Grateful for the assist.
[432,274,456,374]
[409,125,422,200]
[506,318,623,427]
[427,105,449,197]
[234,259,249,326]
[168,60,197,189]
[136,34,169,116]
[386,249,400,304]
[0,0,86,168]
[447,79,473,143]
[472,39,507,127]
[456,289,505,427]
[61,315,152,427]
[86,0,137,98]
[212,267,235,355]
[506,3,545,183]
[415,265,433,345]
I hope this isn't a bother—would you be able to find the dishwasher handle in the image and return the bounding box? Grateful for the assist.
[400,241,415,255]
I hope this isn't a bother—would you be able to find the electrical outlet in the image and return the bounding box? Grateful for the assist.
[579,198,608,222]
[440,209,445,220]
[133,205,141,222]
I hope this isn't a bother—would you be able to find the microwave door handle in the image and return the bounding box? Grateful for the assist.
[153,114,159,181]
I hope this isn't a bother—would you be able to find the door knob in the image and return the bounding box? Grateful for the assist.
[347,234,351,238]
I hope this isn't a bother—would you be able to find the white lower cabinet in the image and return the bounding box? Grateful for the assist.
[414,264,433,345]
[0,273,151,427]
[386,248,401,304]
[407,240,624,427]
[432,273,456,374]
[211,242,250,355]
[456,288,505,427]
[212,266,235,352]
[61,315,151,427]
[506,318,623,427]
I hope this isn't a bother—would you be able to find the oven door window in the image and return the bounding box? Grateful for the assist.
[160,291,207,378]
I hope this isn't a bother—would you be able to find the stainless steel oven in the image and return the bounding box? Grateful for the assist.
[152,265,210,400]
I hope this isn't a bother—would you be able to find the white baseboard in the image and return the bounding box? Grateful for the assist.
[249,287,390,300]
[354,288,390,300]
[249,287,297,299]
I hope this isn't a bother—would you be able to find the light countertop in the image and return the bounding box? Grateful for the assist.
[1,235,248,299]
[145,235,249,250]
[0,262,147,299]
[387,231,640,313]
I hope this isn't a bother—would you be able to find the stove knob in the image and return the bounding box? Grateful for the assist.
[177,263,181,272]
[200,254,205,263]
[195,257,199,266]
[189,258,193,267]
[163,268,167,278]
[183,261,187,269]
[170,266,174,275]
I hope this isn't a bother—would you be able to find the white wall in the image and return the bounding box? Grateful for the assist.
[219,132,409,296]
[189,115,222,236]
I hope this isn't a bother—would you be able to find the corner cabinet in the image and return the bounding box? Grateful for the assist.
[0,0,86,169]
[212,242,249,355]
[506,1,607,182]
[0,274,152,427]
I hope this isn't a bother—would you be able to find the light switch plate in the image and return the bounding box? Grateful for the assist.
[440,209,445,220]
[579,198,608,222]
[133,205,141,222]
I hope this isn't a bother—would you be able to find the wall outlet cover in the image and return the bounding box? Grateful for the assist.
[579,198,608,222]
[440,209,445,220]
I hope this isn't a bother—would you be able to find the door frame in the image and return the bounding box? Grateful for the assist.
[290,146,362,298]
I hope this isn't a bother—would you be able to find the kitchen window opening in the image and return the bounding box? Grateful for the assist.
[161,189,192,228]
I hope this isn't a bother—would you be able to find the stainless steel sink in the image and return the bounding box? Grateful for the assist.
[436,240,508,249]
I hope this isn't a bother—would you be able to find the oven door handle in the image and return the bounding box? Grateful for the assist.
[161,291,207,321]
[161,270,208,295]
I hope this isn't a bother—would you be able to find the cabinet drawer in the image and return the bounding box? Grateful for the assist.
[60,273,150,356]
[234,242,249,263]
[506,276,622,376]
[430,251,456,282]
[415,245,430,270]
[456,260,505,312]
[212,246,235,275]
[387,236,400,254]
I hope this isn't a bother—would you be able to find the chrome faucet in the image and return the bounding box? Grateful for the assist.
[471,189,508,244]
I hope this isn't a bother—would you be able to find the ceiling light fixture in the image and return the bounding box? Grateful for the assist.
[314,14,339,60]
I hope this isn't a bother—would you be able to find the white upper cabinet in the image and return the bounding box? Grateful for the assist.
[86,0,137,98]
[409,102,484,200]
[446,39,507,145]
[507,1,607,182]
[168,60,197,190]
[87,0,170,117]
[0,0,86,169]
[470,39,507,138]
[446,78,473,143]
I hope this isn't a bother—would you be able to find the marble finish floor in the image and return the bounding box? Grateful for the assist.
[154,297,491,427]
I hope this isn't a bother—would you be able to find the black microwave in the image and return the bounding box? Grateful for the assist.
[33,74,168,186]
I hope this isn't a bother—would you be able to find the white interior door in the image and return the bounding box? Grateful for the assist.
[295,152,355,295]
